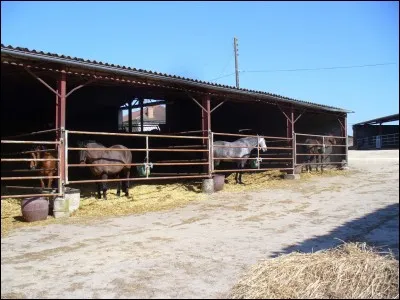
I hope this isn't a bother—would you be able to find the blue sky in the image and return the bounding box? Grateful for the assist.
[1,1,399,134]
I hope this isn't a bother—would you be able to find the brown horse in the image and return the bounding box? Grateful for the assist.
[304,134,337,172]
[79,141,132,200]
[30,145,57,189]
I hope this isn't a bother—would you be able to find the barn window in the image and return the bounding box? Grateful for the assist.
[118,99,166,133]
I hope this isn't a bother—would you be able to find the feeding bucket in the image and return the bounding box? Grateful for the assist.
[250,159,260,169]
[136,165,150,177]
[21,197,49,222]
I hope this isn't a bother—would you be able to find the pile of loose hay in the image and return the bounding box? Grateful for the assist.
[74,182,206,218]
[230,242,399,299]
[1,199,63,237]
[221,170,287,192]
[300,168,353,180]
[1,182,207,237]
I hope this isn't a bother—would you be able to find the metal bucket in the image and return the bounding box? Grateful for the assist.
[250,160,259,169]
[21,197,49,222]
[136,165,150,177]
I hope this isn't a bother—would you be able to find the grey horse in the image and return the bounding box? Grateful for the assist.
[213,136,268,184]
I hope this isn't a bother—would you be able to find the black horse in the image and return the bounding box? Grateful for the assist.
[79,141,132,200]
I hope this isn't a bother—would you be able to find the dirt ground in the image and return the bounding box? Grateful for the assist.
[1,150,399,299]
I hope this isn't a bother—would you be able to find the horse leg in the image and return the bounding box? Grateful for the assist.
[102,173,108,200]
[239,172,244,184]
[320,155,324,173]
[238,162,245,185]
[124,169,130,197]
[312,155,317,172]
[96,182,102,199]
[48,177,53,189]
[116,173,121,197]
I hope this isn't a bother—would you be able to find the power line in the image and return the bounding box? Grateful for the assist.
[208,72,236,82]
[241,62,397,73]
[219,56,234,79]
[208,43,235,82]
[207,62,397,82]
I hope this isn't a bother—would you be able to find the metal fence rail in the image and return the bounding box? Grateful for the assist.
[211,132,293,174]
[356,133,399,149]
[66,130,212,185]
[1,129,352,198]
[294,132,347,171]
[1,129,63,199]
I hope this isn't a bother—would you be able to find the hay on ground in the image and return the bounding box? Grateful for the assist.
[230,242,399,299]
[1,169,349,237]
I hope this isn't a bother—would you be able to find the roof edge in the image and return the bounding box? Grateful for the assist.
[1,45,353,114]
[353,113,399,126]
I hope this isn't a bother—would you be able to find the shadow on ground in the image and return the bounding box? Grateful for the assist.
[271,203,399,259]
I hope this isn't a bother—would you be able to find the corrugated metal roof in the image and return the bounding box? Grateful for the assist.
[353,113,399,126]
[1,44,352,113]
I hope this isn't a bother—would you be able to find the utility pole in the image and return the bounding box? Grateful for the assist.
[233,37,239,88]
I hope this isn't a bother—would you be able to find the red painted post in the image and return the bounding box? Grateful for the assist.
[57,72,67,130]
[286,109,294,140]
[202,96,211,175]
[344,115,348,164]
[56,72,67,191]
[55,89,59,132]
[288,109,295,173]
[202,95,211,144]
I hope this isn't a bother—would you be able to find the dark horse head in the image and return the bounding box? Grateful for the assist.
[78,140,97,164]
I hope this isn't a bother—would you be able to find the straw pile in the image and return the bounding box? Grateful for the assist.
[0,182,207,237]
[1,169,350,237]
[230,242,399,299]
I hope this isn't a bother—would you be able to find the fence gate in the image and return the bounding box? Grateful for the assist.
[294,132,348,171]
[1,129,63,200]
[210,132,294,174]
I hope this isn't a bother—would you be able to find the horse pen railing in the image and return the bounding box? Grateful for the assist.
[294,132,348,171]
[65,130,212,187]
[1,129,62,200]
[211,132,294,174]
[356,133,399,150]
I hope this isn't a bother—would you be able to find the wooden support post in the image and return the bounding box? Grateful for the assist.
[344,115,348,164]
[286,109,294,141]
[140,98,144,133]
[202,95,211,175]
[288,108,295,174]
[201,96,211,145]
[56,72,67,134]
[128,101,132,133]
[55,88,59,131]
[202,95,211,145]
[279,106,296,173]
[55,72,67,194]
